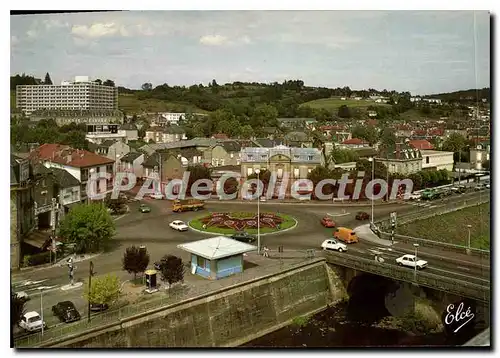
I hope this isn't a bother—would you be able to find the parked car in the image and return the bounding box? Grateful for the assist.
[355,211,370,221]
[409,193,421,201]
[229,231,256,243]
[396,254,428,270]
[321,216,336,228]
[260,196,267,202]
[19,311,46,332]
[475,183,487,191]
[16,291,30,301]
[150,193,164,200]
[485,181,490,189]
[139,204,151,213]
[169,220,189,231]
[89,303,109,312]
[321,239,347,253]
[52,301,81,323]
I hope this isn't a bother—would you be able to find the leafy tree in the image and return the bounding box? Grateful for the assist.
[141,82,153,91]
[158,255,185,289]
[103,79,115,87]
[186,164,212,195]
[338,105,352,118]
[223,176,239,195]
[84,274,121,306]
[239,124,254,139]
[442,133,467,153]
[104,193,127,214]
[330,147,359,164]
[11,291,26,329]
[482,159,490,171]
[58,203,116,254]
[251,104,278,128]
[44,72,53,85]
[94,79,103,85]
[379,127,397,146]
[351,125,378,145]
[122,246,150,280]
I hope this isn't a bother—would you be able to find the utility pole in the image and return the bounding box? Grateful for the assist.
[88,261,95,322]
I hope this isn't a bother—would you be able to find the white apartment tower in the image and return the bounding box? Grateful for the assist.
[16,76,118,115]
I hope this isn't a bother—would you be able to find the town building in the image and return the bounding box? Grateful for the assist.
[50,167,81,216]
[470,141,490,170]
[90,140,130,163]
[178,236,256,280]
[338,138,370,149]
[408,139,434,150]
[143,126,187,144]
[29,144,115,202]
[10,155,35,269]
[16,76,118,115]
[420,150,454,171]
[376,143,422,175]
[118,152,145,179]
[85,124,127,144]
[203,141,242,167]
[119,123,139,142]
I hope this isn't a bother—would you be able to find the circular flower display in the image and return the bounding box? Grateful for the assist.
[200,212,284,232]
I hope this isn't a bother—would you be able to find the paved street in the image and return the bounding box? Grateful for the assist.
[11,189,490,340]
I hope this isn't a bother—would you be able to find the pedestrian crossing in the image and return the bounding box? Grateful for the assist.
[400,200,436,208]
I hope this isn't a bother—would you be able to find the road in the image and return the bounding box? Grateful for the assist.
[12,189,490,339]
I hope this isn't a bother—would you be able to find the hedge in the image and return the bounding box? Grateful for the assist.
[23,251,52,267]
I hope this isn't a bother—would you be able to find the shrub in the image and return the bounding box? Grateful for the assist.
[24,251,52,267]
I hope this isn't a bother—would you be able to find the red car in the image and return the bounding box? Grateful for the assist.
[321,216,336,228]
[355,211,370,220]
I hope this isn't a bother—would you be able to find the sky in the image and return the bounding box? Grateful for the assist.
[10,10,490,95]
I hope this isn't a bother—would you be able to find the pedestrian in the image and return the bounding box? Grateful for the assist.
[263,246,270,258]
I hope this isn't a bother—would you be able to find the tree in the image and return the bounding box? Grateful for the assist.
[158,255,185,289]
[330,147,359,164]
[104,193,127,214]
[44,72,53,85]
[84,274,121,306]
[338,105,352,118]
[122,246,150,280]
[482,159,490,171]
[141,82,153,91]
[379,127,397,146]
[11,291,26,329]
[58,203,116,254]
[239,124,254,139]
[442,133,467,153]
[94,79,103,85]
[186,164,212,195]
[351,125,378,145]
[103,79,115,87]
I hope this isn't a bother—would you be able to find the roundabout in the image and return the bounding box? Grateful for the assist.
[188,211,298,236]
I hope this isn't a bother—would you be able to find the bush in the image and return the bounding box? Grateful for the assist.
[23,251,52,267]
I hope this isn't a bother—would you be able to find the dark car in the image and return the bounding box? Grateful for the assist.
[355,211,370,221]
[52,301,81,323]
[90,303,109,312]
[230,231,256,243]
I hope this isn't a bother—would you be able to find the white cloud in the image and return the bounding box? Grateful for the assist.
[199,34,229,46]
[71,23,119,38]
[43,19,69,29]
[11,36,19,45]
[26,30,37,38]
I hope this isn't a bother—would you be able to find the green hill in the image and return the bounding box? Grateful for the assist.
[300,97,390,110]
[118,94,208,114]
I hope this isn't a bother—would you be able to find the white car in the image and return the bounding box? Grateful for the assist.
[16,291,29,301]
[321,239,348,253]
[260,196,267,202]
[150,193,164,200]
[19,311,46,332]
[396,254,428,270]
[409,193,421,200]
[169,220,189,231]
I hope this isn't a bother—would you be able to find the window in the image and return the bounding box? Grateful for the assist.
[247,168,253,176]
[308,155,314,161]
[308,168,312,174]
[197,256,206,269]
[230,153,234,158]
[426,156,430,164]
[293,168,300,178]
[106,164,113,172]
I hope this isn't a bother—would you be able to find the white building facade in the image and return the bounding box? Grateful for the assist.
[420,150,454,171]
[16,76,118,115]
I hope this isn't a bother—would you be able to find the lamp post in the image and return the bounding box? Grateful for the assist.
[466,224,472,254]
[255,169,261,255]
[413,243,419,281]
[38,287,45,336]
[368,157,375,225]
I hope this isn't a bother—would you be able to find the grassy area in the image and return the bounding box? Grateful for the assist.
[118,93,208,114]
[397,203,490,249]
[301,97,390,110]
[189,212,297,235]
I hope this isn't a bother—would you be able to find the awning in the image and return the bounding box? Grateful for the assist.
[23,230,52,249]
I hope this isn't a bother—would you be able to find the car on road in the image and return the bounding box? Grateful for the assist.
[229,231,256,243]
[90,303,109,312]
[150,193,164,200]
[333,227,359,244]
[321,216,336,228]
[485,181,490,189]
[355,211,370,221]
[451,186,467,194]
[139,204,151,213]
[19,311,46,332]
[396,254,428,270]
[260,196,267,202]
[169,220,189,231]
[409,193,421,201]
[321,239,347,253]
[52,301,81,323]
[475,183,487,191]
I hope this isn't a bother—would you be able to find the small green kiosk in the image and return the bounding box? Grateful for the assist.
[145,269,158,294]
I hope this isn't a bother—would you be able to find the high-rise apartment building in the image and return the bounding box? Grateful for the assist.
[16,76,118,115]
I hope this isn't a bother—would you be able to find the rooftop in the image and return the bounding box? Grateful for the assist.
[177,236,257,260]
[30,144,114,168]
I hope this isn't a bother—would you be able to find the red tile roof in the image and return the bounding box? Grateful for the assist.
[408,139,434,150]
[342,138,367,145]
[30,143,114,168]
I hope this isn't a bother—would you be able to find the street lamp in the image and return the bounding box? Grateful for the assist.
[467,224,472,250]
[255,169,261,255]
[368,157,375,225]
[413,243,419,281]
[37,287,45,336]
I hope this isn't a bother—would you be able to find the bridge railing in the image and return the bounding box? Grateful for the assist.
[325,252,490,303]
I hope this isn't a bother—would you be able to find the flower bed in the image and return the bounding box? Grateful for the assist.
[189,212,297,235]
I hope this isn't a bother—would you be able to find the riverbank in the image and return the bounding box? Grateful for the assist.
[243,301,479,347]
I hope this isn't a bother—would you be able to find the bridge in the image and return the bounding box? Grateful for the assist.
[325,252,490,303]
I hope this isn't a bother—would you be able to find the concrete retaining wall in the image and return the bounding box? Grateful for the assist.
[42,258,341,348]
